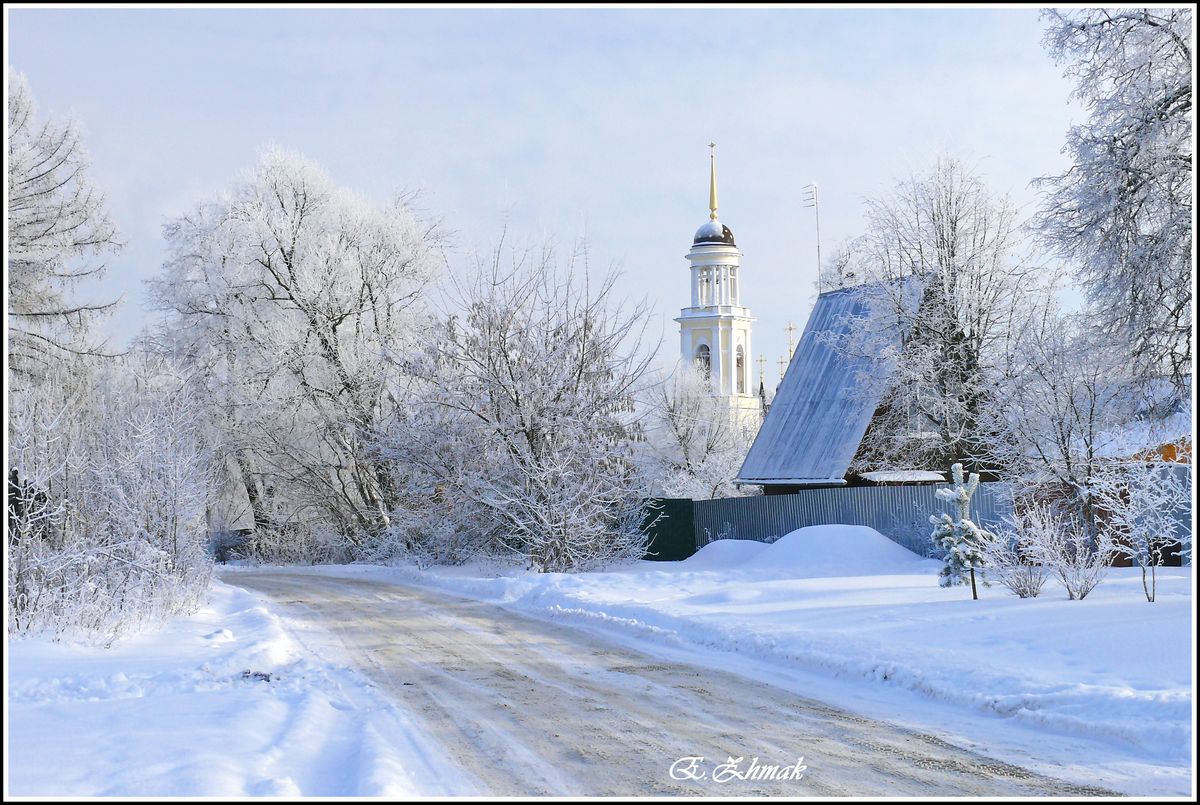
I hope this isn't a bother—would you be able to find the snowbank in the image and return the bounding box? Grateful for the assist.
[6,580,464,797]
[742,524,932,577]
[682,537,769,569]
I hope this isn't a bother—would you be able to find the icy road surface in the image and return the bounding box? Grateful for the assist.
[228,571,1116,797]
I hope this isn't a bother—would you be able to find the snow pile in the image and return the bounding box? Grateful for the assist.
[6,580,465,797]
[682,538,769,569]
[742,524,931,577]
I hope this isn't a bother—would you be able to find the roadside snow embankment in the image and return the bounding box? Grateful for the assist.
[7,580,461,797]
[310,524,1192,769]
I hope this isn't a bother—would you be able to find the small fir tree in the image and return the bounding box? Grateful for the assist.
[931,463,994,599]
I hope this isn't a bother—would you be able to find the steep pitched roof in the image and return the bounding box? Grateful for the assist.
[736,285,906,486]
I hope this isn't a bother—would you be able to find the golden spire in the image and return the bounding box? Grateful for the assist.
[708,142,719,220]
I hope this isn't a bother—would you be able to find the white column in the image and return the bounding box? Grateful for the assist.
[745,326,753,398]
[691,268,699,307]
[729,323,739,395]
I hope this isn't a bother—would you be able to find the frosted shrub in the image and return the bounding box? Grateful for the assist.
[246,523,352,566]
[8,365,214,644]
[983,518,1050,598]
[1018,500,1113,600]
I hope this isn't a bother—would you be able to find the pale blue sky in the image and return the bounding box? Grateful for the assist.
[7,6,1083,376]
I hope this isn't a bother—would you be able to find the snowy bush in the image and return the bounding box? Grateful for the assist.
[983,513,1050,599]
[7,361,214,644]
[930,463,994,598]
[242,522,352,567]
[1015,500,1114,601]
[367,393,514,566]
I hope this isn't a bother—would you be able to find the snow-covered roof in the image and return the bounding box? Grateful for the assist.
[736,284,912,486]
[1093,407,1193,459]
[859,470,946,483]
[1079,376,1192,460]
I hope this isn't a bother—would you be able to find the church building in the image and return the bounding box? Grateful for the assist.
[674,145,761,424]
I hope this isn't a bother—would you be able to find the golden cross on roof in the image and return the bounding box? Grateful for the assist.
[778,354,788,380]
[785,321,797,355]
[756,353,767,383]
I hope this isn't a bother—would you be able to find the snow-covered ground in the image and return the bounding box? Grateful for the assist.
[295,524,1194,795]
[6,581,462,797]
[7,524,1193,796]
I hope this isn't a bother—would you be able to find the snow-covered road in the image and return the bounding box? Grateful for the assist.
[228,570,1116,797]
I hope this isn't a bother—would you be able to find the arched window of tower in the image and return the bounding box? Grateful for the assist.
[695,343,712,383]
[736,346,746,394]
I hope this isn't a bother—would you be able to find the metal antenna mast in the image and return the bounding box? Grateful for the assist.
[802,182,822,293]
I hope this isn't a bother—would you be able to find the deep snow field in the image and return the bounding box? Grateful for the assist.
[6,581,462,796]
[6,524,1195,797]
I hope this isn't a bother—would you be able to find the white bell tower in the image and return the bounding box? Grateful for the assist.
[675,143,760,422]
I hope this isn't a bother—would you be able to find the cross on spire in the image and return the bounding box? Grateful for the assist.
[785,321,797,355]
[756,353,766,384]
[778,354,788,380]
[708,142,719,220]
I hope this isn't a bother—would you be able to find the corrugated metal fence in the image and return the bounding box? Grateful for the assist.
[691,482,1016,557]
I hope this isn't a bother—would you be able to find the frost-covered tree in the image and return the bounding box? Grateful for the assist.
[1035,8,1193,388]
[641,365,759,500]
[930,463,994,598]
[7,74,121,385]
[978,308,1142,534]
[821,237,864,292]
[830,156,1045,475]
[1091,460,1190,602]
[5,76,211,641]
[391,239,655,572]
[149,148,444,555]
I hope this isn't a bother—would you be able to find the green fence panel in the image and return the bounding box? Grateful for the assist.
[642,498,697,561]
